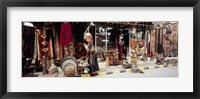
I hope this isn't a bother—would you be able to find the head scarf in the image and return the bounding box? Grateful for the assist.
[86,33,93,44]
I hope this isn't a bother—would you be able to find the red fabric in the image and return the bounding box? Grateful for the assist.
[59,23,73,46]
[37,30,53,60]
[119,45,123,55]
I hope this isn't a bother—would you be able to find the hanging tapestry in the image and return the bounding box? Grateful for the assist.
[37,28,54,60]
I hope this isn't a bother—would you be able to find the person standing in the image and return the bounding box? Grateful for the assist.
[86,33,99,76]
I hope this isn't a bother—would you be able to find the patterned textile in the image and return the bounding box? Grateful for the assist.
[37,29,54,60]
[63,42,75,57]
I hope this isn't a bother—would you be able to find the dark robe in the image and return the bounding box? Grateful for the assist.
[22,26,35,58]
[87,44,99,73]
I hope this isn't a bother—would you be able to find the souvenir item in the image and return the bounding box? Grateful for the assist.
[48,58,58,74]
[60,56,77,77]
[36,28,54,60]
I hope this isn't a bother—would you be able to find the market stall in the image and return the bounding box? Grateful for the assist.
[22,22,178,77]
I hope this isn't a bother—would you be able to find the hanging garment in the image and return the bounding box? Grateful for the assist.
[115,29,119,49]
[119,35,125,55]
[123,32,129,48]
[22,26,35,58]
[137,31,143,40]
[157,43,164,54]
[37,28,54,60]
[32,30,38,64]
[119,45,123,55]
[59,23,73,46]
[54,23,64,61]
[54,25,60,61]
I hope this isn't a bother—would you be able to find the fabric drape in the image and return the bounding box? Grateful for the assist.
[22,27,35,58]
[59,23,73,46]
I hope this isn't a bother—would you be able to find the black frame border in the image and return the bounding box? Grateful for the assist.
[0,0,199,99]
